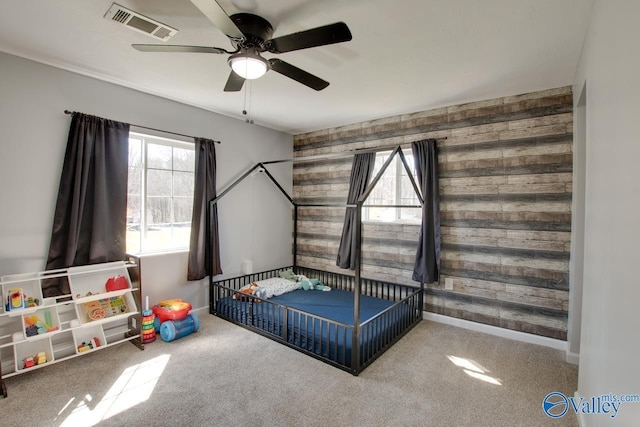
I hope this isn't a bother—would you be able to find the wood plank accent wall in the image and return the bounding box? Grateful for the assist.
[293,87,573,340]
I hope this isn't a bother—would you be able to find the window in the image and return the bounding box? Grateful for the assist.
[127,133,195,253]
[364,151,421,223]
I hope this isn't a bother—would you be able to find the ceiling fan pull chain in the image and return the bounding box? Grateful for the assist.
[247,81,254,125]
[242,80,254,125]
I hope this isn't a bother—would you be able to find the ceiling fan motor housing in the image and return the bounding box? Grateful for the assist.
[230,13,273,49]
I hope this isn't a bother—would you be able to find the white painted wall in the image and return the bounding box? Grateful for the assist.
[567,84,586,365]
[0,52,293,311]
[573,1,640,425]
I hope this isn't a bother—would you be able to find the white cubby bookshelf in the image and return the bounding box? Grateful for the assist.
[0,261,144,398]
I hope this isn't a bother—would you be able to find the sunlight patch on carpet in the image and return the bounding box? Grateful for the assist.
[59,354,170,426]
[447,355,502,386]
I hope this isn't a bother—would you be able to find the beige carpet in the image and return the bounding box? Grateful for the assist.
[1,314,577,427]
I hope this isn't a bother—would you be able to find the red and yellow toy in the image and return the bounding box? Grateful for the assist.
[152,298,192,324]
[152,298,199,342]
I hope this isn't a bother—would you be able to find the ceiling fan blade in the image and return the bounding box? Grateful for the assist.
[190,0,246,41]
[268,58,329,91]
[266,22,352,54]
[224,70,245,92]
[132,44,228,54]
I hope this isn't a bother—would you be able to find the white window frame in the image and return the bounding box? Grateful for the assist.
[127,132,195,254]
[363,150,422,224]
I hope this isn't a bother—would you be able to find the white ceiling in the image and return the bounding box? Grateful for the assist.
[0,0,593,134]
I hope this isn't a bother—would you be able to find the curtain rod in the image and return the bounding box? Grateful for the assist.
[64,110,221,144]
[262,138,447,165]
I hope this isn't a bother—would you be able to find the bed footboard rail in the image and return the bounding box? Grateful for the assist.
[283,307,353,367]
[210,266,292,339]
[358,287,422,370]
[294,266,423,374]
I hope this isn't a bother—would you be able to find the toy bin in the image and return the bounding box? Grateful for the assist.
[21,307,61,340]
[74,292,136,325]
[14,337,54,372]
[51,332,77,359]
[72,324,106,354]
[1,275,44,316]
[68,261,132,300]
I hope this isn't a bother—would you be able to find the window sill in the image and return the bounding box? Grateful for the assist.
[362,219,421,226]
[126,249,189,258]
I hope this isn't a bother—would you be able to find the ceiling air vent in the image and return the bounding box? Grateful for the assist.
[104,3,178,41]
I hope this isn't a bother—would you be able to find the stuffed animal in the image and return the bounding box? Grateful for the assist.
[299,276,330,291]
[279,269,299,282]
[233,283,266,301]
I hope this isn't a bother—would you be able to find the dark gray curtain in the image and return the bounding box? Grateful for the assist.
[44,113,130,297]
[412,139,441,283]
[188,138,222,280]
[336,152,376,270]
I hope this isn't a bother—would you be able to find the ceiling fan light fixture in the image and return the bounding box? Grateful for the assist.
[229,51,268,79]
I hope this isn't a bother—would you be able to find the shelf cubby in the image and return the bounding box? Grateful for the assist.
[14,338,54,372]
[21,306,61,340]
[72,324,106,355]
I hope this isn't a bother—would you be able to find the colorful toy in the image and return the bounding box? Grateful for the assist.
[36,352,47,365]
[23,311,59,337]
[5,289,39,312]
[141,297,157,343]
[6,288,26,311]
[160,313,200,342]
[105,275,129,292]
[151,298,198,342]
[22,352,47,369]
[23,356,35,369]
[82,296,128,321]
[25,324,39,337]
[152,299,192,324]
[84,301,107,320]
[10,288,24,309]
[77,337,101,353]
[142,311,157,343]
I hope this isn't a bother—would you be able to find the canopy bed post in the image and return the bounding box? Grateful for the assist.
[351,200,363,371]
[398,148,424,205]
[207,197,225,312]
[259,163,294,205]
[293,203,299,268]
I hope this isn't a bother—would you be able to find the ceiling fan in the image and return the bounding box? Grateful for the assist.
[132,0,352,92]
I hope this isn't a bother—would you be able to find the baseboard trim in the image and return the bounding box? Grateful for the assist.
[566,351,580,365]
[423,311,569,352]
[192,305,209,316]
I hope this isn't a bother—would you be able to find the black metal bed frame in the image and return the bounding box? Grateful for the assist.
[210,266,423,375]
[208,146,425,375]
